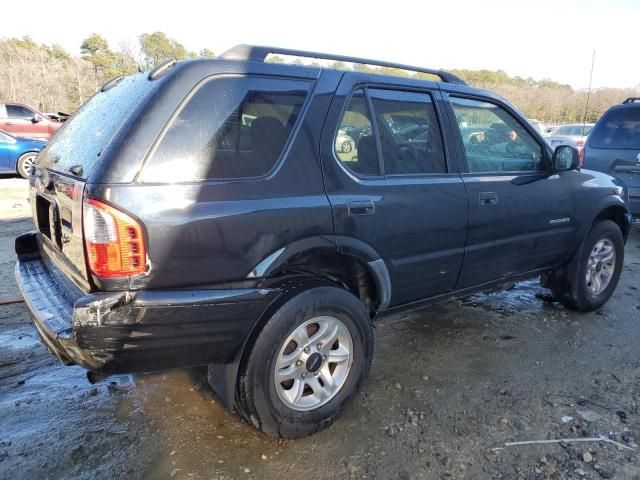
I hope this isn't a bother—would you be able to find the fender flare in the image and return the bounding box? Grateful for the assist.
[248,235,392,311]
[577,195,630,242]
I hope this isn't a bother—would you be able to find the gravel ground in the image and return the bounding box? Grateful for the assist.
[1,178,640,479]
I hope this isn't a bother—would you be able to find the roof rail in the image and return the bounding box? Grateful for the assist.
[220,44,467,85]
[623,97,640,104]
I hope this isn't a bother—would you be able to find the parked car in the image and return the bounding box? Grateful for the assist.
[546,123,594,153]
[583,97,640,217]
[15,45,630,439]
[527,119,548,135]
[0,130,46,177]
[0,102,63,140]
[335,130,355,153]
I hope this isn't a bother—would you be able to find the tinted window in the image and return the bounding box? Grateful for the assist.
[554,125,591,136]
[143,76,310,182]
[369,88,446,174]
[6,105,33,119]
[589,107,640,149]
[39,72,157,178]
[450,97,543,173]
[335,89,379,176]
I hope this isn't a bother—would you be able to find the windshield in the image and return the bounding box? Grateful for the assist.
[38,73,156,178]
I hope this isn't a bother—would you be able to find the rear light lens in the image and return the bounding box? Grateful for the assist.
[83,198,146,278]
[579,147,585,167]
[575,140,585,148]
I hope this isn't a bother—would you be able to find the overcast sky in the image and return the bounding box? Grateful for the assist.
[4,0,639,90]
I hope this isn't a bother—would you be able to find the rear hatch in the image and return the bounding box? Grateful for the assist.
[30,73,157,289]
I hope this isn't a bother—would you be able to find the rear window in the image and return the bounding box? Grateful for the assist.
[554,125,591,136]
[39,73,156,178]
[589,107,640,149]
[140,76,311,182]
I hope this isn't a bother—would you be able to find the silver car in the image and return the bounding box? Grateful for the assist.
[546,123,595,151]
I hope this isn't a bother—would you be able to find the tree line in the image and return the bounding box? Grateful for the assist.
[0,33,215,114]
[1,33,638,125]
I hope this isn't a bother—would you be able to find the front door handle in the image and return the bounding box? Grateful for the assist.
[348,199,375,216]
[479,192,498,206]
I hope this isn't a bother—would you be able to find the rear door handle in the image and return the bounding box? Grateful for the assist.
[479,192,498,206]
[348,199,375,216]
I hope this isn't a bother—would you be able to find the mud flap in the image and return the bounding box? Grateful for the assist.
[207,362,241,410]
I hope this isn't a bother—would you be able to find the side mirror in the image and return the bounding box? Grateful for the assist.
[32,114,43,123]
[552,145,580,172]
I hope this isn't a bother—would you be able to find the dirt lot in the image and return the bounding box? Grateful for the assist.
[1,177,640,479]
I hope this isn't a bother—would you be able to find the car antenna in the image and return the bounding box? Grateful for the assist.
[581,49,596,137]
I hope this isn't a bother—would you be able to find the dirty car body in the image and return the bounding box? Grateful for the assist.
[15,46,631,437]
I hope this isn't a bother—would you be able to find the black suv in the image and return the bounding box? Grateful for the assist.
[584,97,640,217]
[15,45,631,438]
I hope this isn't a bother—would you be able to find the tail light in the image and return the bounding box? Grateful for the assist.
[579,147,585,167]
[575,140,585,148]
[83,198,146,278]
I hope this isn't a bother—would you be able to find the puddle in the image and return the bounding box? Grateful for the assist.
[0,325,40,350]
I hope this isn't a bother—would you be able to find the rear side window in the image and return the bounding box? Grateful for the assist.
[369,88,446,175]
[335,89,378,176]
[589,107,640,149]
[141,76,310,182]
[334,87,446,176]
[6,105,33,119]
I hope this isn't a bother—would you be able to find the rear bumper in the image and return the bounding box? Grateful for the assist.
[15,232,280,374]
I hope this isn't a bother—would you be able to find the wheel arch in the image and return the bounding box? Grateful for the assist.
[586,196,631,241]
[208,236,391,410]
[15,150,40,173]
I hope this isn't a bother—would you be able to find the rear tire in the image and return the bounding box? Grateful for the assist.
[235,283,373,438]
[550,220,624,312]
[17,152,37,178]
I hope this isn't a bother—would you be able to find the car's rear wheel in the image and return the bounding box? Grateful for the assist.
[341,141,353,153]
[550,220,624,311]
[17,152,37,178]
[235,282,373,438]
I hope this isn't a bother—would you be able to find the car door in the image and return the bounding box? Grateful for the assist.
[321,75,469,307]
[442,92,577,288]
[3,104,43,138]
[0,131,11,172]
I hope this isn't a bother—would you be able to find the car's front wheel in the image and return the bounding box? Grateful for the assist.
[550,220,624,311]
[235,282,373,438]
[17,152,37,178]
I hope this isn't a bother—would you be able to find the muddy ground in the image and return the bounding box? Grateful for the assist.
[1,177,640,479]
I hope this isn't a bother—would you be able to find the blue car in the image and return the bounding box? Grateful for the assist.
[0,130,46,178]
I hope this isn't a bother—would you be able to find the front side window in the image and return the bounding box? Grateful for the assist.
[450,97,543,173]
[369,88,446,174]
[6,105,34,120]
[142,76,310,182]
[589,107,640,150]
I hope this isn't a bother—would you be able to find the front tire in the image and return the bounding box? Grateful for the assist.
[17,152,37,178]
[551,220,624,312]
[235,283,373,438]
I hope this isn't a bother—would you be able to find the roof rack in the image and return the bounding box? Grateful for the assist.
[622,97,640,104]
[220,44,467,85]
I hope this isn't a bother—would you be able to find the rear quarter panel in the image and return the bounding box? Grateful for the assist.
[87,67,343,290]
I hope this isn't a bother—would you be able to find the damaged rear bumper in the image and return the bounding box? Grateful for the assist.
[15,232,280,374]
